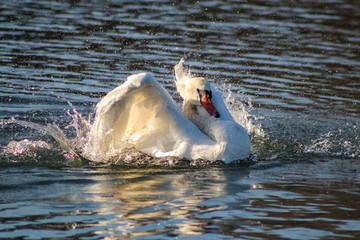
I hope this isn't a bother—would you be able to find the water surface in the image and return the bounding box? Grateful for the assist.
[1,0,359,239]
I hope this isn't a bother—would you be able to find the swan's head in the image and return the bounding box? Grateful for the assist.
[185,77,220,118]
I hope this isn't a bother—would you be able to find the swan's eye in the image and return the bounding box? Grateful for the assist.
[197,89,212,101]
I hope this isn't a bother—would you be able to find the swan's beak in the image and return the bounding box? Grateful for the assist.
[199,90,220,118]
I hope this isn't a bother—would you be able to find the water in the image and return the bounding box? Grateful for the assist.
[1,0,360,239]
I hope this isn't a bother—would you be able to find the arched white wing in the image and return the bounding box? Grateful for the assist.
[86,73,220,161]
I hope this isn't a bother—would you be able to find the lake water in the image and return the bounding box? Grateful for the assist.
[1,0,360,239]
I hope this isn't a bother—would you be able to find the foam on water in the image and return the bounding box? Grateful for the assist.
[0,106,89,166]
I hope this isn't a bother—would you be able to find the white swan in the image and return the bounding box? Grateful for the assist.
[85,59,250,163]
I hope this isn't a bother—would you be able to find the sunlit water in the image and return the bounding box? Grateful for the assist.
[1,0,360,239]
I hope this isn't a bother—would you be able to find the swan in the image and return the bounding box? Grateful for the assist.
[85,59,250,163]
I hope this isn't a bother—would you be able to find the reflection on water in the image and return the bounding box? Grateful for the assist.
[1,0,360,239]
[86,168,232,238]
[0,163,359,239]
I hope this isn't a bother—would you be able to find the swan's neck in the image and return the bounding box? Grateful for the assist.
[182,100,209,119]
[182,100,220,142]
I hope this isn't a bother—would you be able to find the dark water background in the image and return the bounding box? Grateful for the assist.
[1,0,360,239]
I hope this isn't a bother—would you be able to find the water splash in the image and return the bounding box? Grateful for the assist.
[217,82,360,160]
[224,92,265,138]
[3,139,52,159]
[0,104,91,166]
[303,128,360,158]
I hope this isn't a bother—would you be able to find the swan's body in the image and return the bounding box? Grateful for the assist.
[86,59,250,163]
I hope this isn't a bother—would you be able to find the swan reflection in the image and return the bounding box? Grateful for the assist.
[85,167,250,237]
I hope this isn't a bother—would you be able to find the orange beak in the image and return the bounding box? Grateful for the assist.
[200,93,220,118]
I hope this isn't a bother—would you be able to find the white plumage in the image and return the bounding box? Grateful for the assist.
[86,59,250,163]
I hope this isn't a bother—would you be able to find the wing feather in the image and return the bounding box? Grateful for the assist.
[86,73,215,161]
